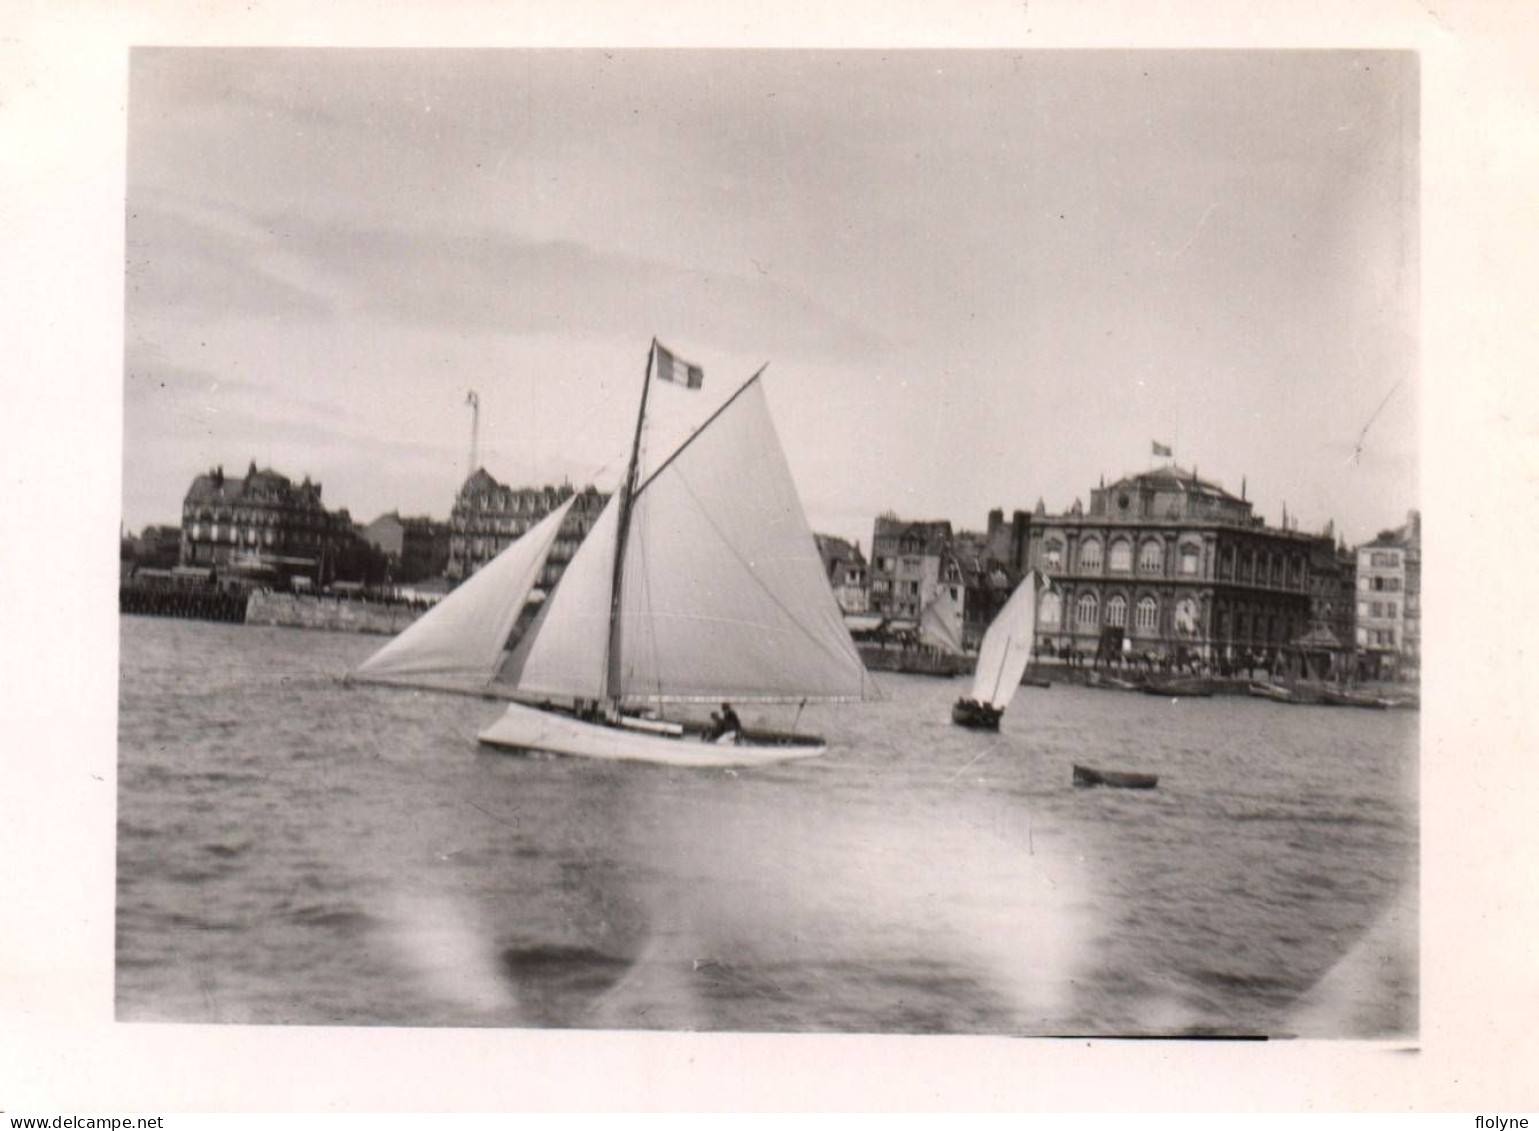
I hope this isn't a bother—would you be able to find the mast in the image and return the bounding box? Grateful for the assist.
[603,339,657,705]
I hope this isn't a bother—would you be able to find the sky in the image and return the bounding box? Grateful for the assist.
[123,48,1418,551]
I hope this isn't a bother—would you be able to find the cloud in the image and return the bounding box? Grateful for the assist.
[200,209,890,364]
[126,200,337,324]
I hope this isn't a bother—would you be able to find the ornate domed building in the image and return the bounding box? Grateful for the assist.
[1024,465,1331,670]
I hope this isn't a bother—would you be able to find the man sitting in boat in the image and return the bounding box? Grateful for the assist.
[708,702,743,743]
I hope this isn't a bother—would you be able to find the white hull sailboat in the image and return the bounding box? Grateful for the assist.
[352,339,879,767]
[951,570,1045,730]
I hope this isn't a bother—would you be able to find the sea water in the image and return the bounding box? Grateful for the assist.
[116,616,1417,1035]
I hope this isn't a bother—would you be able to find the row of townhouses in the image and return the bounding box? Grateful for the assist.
[151,459,1418,679]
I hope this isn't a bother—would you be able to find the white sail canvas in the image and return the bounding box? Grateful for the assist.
[918,583,966,656]
[498,493,620,701]
[502,379,874,704]
[353,497,576,689]
[969,571,1042,711]
[616,380,873,702]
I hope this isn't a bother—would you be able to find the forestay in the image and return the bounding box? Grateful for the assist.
[969,570,1043,712]
[352,497,576,690]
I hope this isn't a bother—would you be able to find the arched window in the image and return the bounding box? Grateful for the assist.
[1139,540,1163,573]
[1179,545,1200,576]
[1109,539,1133,572]
[1106,594,1127,627]
[1039,591,1062,626]
[1079,538,1102,571]
[1076,592,1099,627]
[1044,540,1064,569]
[1135,596,1159,633]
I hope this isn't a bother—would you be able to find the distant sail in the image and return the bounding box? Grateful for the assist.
[918,583,966,656]
[504,379,875,703]
[353,497,576,690]
[969,570,1042,712]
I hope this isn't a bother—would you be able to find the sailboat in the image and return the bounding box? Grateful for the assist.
[352,339,879,768]
[950,570,1045,730]
[917,581,966,657]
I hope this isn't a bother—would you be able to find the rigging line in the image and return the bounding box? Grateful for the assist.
[632,423,667,706]
[1349,379,1404,464]
[632,365,768,499]
[671,467,864,685]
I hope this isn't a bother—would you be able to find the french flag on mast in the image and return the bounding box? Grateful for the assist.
[1152,440,1173,458]
[654,340,704,390]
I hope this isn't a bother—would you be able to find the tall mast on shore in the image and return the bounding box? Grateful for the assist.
[465,390,480,481]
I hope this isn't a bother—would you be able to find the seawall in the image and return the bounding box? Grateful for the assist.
[244,591,426,636]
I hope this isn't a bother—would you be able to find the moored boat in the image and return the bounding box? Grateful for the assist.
[1141,679,1214,698]
[1321,688,1391,710]
[1072,763,1159,790]
[1248,681,1296,702]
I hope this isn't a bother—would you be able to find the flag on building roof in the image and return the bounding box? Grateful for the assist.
[1152,440,1173,458]
[654,341,704,389]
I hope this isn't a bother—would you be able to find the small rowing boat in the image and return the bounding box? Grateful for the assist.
[1072,763,1159,790]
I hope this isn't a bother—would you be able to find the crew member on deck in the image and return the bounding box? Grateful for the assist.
[710,702,742,742]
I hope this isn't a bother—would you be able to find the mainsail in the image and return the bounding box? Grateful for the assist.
[352,497,576,691]
[918,583,966,656]
[968,570,1043,712]
[502,378,875,703]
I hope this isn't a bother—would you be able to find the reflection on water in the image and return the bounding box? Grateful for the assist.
[117,617,1416,1035]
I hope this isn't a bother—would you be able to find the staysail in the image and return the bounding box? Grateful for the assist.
[352,497,576,690]
[968,570,1043,712]
[502,378,875,703]
[918,583,966,656]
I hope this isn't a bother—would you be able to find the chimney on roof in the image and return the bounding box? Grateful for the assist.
[1241,476,1247,501]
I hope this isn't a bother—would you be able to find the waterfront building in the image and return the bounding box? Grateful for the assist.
[1298,530,1358,679]
[814,534,871,614]
[869,515,953,625]
[361,512,451,583]
[180,461,349,584]
[1355,510,1420,681]
[122,524,184,570]
[445,470,607,590]
[984,507,1032,573]
[1022,465,1319,668]
[869,514,1021,648]
[948,529,1022,649]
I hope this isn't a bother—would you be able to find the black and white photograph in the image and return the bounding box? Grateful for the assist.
[6,0,1539,1113]
[114,46,1418,1037]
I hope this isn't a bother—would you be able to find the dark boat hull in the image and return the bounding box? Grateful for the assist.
[1142,681,1214,697]
[1321,689,1390,709]
[1073,763,1159,789]
[951,698,1003,730]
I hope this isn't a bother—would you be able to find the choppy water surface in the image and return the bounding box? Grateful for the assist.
[117,617,1417,1035]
